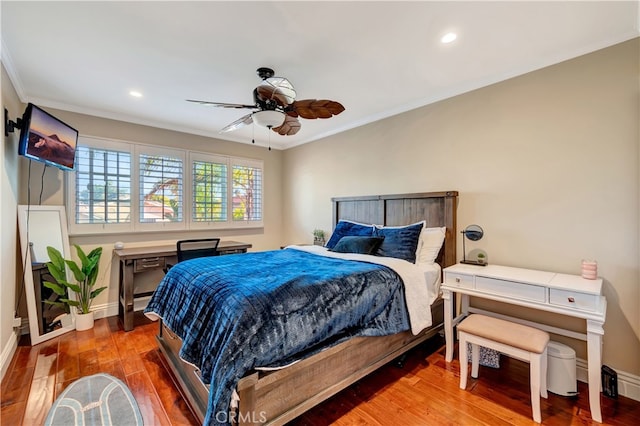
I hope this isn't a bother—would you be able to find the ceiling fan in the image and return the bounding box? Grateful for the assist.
[187,67,345,136]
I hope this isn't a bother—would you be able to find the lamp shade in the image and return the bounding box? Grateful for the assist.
[252,110,285,128]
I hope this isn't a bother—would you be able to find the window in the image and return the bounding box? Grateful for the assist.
[74,145,131,225]
[139,153,183,224]
[232,163,263,222]
[68,138,133,234]
[192,155,227,223]
[67,137,263,235]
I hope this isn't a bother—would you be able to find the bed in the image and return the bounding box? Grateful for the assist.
[147,191,458,425]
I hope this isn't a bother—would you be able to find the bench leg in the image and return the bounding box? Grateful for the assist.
[459,331,469,390]
[471,343,480,379]
[530,353,542,423]
[540,347,548,399]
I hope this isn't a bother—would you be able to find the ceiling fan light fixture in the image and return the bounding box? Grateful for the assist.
[253,110,285,128]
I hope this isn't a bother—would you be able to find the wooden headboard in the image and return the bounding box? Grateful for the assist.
[331,191,458,268]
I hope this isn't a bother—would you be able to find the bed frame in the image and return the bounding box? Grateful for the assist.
[156,191,458,425]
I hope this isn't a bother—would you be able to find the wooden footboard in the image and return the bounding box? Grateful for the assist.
[157,299,444,425]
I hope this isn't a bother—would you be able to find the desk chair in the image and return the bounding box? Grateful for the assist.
[163,238,221,273]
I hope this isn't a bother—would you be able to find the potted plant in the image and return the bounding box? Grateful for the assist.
[44,245,106,331]
[477,252,487,265]
[313,229,326,246]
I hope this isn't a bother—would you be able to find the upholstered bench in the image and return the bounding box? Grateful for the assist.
[458,314,550,423]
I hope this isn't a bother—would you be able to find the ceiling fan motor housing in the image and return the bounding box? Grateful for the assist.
[253,88,278,111]
[256,67,275,80]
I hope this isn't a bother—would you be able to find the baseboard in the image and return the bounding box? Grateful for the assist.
[92,299,149,319]
[16,301,119,337]
[577,358,640,402]
[91,301,119,320]
[2,303,117,381]
[1,330,18,381]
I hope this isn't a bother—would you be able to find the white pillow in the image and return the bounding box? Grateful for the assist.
[415,227,446,264]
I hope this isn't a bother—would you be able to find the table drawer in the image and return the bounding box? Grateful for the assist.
[549,289,599,312]
[134,256,165,272]
[444,272,474,289]
[476,276,546,302]
[219,248,246,255]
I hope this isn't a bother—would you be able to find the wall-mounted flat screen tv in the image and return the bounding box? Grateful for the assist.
[18,103,78,171]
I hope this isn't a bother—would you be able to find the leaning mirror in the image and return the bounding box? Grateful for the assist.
[17,205,74,345]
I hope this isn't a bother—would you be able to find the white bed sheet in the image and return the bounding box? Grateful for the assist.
[421,261,442,305]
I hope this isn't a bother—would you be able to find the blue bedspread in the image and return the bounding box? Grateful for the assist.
[145,248,409,425]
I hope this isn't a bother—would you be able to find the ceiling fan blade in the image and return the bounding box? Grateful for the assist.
[272,115,301,136]
[219,113,254,133]
[187,99,257,109]
[256,77,296,106]
[287,99,345,119]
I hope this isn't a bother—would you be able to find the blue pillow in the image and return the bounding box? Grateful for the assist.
[373,221,425,263]
[330,236,385,255]
[325,220,374,249]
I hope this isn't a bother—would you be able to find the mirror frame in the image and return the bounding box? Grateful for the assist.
[17,205,75,345]
[463,224,484,241]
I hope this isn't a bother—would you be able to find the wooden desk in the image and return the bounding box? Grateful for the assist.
[114,241,252,331]
[441,263,606,423]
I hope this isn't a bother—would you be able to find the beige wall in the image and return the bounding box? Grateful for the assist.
[12,107,284,331]
[1,63,22,378]
[283,39,640,375]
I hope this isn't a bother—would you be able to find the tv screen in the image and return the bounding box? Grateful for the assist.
[18,103,78,171]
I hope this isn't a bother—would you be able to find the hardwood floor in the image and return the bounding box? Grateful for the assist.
[2,315,639,425]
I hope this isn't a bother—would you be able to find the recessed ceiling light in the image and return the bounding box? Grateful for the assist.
[441,32,457,44]
[129,90,143,98]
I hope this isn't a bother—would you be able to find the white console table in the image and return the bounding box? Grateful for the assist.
[441,263,607,423]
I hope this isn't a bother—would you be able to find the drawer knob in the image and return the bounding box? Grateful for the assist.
[455,277,461,283]
[568,297,575,303]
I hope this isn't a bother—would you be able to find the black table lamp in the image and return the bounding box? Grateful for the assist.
[461,224,486,266]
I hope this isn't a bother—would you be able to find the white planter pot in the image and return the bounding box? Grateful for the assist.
[75,311,94,331]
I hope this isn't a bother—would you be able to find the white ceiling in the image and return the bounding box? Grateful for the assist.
[2,1,638,150]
